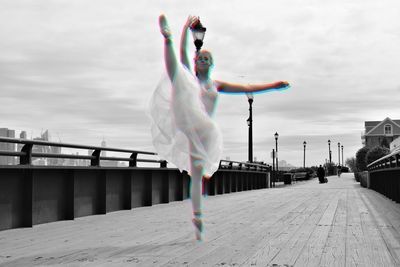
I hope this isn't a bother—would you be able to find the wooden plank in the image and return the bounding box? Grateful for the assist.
[268,191,336,266]
[239,190,327,266]
[292,188,341,266]
[159,188,313,266]
[344,188,371,267]
[359,189,400,265]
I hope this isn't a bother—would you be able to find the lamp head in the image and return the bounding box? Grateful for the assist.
[246,92,254,103]
[191,18,206,51]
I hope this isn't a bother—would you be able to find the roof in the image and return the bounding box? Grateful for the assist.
[365,117,400,136]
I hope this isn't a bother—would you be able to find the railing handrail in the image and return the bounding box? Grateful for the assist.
[0,137,155,155]
[0,136,165,167]
[219,159,270,171]
[0,137,269,172]
[367,148,400,170]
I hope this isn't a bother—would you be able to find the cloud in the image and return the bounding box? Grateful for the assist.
[1,0,400,168]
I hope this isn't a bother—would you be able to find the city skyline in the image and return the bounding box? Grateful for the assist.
[1,0,400,167]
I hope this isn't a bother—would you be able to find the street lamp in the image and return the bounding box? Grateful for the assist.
[328,139,331,164]
[246,93,254,162]
[190,18,207,52]
[274,132,279,172]
[337,142,341,166]
[303,141,307,168]
[272,149,276,187]
[341,145,344,166]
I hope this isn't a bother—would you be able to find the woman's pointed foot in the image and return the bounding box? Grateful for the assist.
[159,14,172,39]
[192,218,204,241]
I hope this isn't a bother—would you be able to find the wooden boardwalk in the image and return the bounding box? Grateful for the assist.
[1,173,400,266]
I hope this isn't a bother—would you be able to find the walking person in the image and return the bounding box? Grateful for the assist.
[337,165,341,177]
[317,165,326,183]
[150,14,290,241]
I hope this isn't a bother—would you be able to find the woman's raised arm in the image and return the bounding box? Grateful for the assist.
[215,80,290,94]
[180,16,198,70]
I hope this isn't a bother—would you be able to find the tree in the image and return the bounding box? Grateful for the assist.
[345,157,357,172]
[380,138,390,149]
[355,146,370,171]
[366,146,390,165]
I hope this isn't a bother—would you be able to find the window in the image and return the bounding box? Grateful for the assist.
[384,124,392,135]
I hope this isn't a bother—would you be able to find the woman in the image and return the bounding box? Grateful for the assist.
[149,14,289,241]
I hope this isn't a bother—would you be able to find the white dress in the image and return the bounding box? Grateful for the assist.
[148,64,223,176]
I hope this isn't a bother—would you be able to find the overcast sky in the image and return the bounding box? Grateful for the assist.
[1,0,399,167]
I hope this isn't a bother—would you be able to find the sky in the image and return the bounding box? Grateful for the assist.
[1,0,400,167]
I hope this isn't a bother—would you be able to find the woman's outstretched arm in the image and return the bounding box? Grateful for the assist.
[180,16,198,70]
[159,15,178,81]
[215,80,290,94]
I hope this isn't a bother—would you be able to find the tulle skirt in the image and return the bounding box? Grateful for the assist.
[148,64,223,176]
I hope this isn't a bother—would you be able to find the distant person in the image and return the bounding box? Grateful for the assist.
[151,14,290,241]
[317,165,326,183]
[337,165,341,177]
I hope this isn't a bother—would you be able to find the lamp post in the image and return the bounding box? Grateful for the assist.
[272,149,275,187]
[190,18,207,52]
[274,132,279,172]
[337,142,341,166]
[246,93,254,162]
[303,141,307,168]
[341,145,344,166]
[328,139,331,164]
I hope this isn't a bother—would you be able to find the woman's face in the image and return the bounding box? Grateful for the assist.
[195,51,213,71]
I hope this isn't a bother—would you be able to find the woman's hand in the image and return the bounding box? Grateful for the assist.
[276,81,290,88]
[159,14,172,39]
[185,15,199,29]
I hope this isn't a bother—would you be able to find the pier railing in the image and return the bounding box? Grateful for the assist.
[0,137,166,167]
[219,159,270,172]
[367,149,400,202]
[0,137,270,231]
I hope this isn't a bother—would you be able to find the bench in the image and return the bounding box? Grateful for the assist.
[292,172,308,181]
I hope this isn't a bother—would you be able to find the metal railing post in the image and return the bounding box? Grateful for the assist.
[160,160,167,168]
[129,153,137,167]
[91,150,101,166]
[20,144,33,165]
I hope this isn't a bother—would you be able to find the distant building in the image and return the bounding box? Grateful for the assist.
[362,117,400,149]
[101,140,107,157]
[20,131,27,139]
[31,130,62,166]
[0,128,16,165]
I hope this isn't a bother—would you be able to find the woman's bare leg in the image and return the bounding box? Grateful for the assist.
[159,14,178,81]
[190,150,204,241]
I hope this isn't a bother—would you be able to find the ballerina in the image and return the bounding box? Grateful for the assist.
[149,14,289,241]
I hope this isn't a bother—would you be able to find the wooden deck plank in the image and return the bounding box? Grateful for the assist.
[318,190,347,267]
[268,192,335,266]
[1,173,400,266]
[159,189,313,266]
[344,188,370,267]
[359,190,400,265]
[292,187,341,266]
